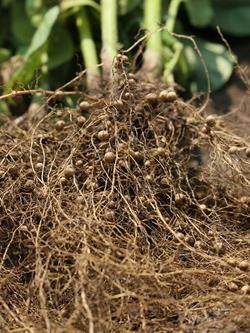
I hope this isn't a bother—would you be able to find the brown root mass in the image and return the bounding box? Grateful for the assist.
[0,58,249,332]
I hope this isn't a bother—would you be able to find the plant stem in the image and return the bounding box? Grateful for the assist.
[101,0,118,78]
[166,0,183,33]
[163,42,183,82]
[163,0,184,83]
[76,7,100,90]
[143,0,162,77]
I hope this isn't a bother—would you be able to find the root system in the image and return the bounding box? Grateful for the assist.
[0,56,249,333]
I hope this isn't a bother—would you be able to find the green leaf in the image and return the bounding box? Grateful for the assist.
[118,0,141,15]
[0,101,10,114]
[60,0,100,12]
[5,50,44,92]
[11,1,35,46]
[175,53,190,87]
[6,5,60,92]
[0,48,11,63]
[47,25,74,69]
[185,0,213,27]
[211,2,250,36]
[26,5,60,58]
[25,0,47,27]
[183,38,234,91]
[1,0,14,7]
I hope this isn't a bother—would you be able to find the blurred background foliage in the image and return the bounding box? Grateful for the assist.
[0,0,250,114]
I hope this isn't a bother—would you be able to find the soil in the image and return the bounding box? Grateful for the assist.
[0,55,249,333]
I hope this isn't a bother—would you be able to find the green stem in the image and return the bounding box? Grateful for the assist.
[163,42,183,83]
[76,7,100,90]
[144,0,162,56]
[101,0,118,78]
[143,0,162,77]
[166,0,183,33]
[163,0,184,83]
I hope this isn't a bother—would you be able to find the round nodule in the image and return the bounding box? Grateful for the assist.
[176,232,185,240]
[104,151,116,163]
[128,73,136,80]
[145,93,158,104]
[241,285,250,295]
[79,101,90,111]
[226,258,237,267]
[75,160,83,167]
[155,147,165,157]
[145,174,153,183]
[97,130,110,142]
[24,179,34,189]
[77,116,86,126]
[194,240,202,249]
[245,148,250,158]
[227,282,238,292]
[175,193,186,204]
[238,260,249,271]
[185,235,195,246]
[76,196,84,204]
[55,120,65,131]
[206,115,217,127]
[64,166,75,178]
[159,90,177,102]
[35,162,43,170]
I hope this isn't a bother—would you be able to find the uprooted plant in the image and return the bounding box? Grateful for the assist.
[0,0,249,332]
[0,51,249,332]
